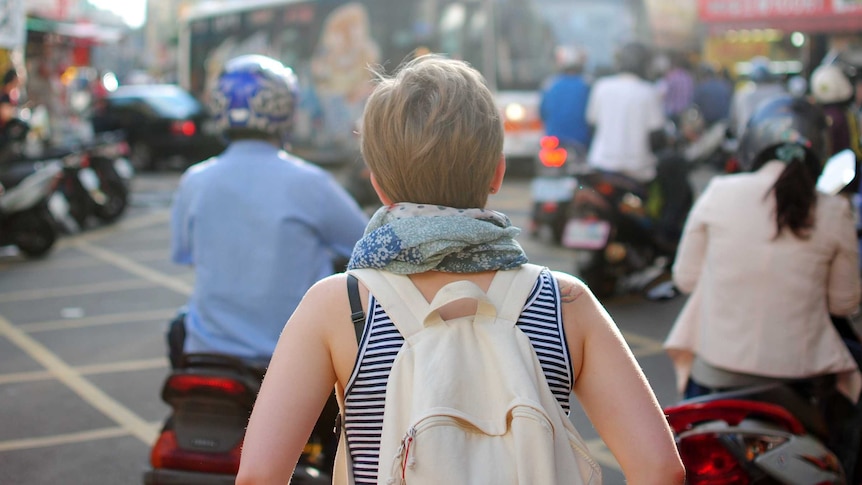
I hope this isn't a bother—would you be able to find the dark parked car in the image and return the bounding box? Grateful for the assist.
[92,84,227,171]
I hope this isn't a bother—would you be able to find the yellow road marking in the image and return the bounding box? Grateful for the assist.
[0,314,157,445]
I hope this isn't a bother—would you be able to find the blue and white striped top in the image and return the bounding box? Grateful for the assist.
[342,269,574,484]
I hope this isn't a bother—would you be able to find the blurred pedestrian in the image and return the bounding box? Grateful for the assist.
[659,51,695,124]
[810,62,862,194]
[729,56,788,139]
[540,45,591,148]
[693,62,733,126]
[586,41,666,184]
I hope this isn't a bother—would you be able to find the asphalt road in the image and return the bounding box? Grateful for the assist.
[0,167,689,484]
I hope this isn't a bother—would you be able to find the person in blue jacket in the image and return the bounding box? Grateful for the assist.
[168,55,368,365]
[539,45,591,149]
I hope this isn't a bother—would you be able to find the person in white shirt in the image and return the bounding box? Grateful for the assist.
[586,42,666,183]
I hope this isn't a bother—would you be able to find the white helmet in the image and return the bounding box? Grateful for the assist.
[810,64,854,104]
[555,45,586,71]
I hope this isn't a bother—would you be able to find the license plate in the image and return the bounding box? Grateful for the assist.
[562,219,611,250]
[202,120,220,135]
[531,177,576,203]
[78,167,100,190]
[113,158,134,179]
[48,192,70,219]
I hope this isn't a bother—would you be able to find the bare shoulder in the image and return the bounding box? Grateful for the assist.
[289,274,353,332]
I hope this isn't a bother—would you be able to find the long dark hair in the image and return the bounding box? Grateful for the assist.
[758,146,820,239]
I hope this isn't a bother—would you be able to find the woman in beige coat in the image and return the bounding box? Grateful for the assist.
[665,95,861,402]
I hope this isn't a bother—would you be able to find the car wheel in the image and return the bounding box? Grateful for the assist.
[130,142,154,171]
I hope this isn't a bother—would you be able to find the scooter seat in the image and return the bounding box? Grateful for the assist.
[681,382,830,440]
[0,160,39,190]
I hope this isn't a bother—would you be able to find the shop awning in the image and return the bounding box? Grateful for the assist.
[26,17,125,44]
[698,0,862,33]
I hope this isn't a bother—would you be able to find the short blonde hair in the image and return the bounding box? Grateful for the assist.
[360,55,504,208]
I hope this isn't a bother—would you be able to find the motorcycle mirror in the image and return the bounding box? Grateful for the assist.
[817,149,856,195]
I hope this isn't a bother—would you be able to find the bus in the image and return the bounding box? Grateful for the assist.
[178,0,644,166]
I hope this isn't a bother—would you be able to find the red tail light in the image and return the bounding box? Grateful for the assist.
[665,399,804,435]
[150,429,241,475]
[725,157,740,173]
[165,374,249,396]
[171,120,196,136]
[80,154,91,168]
[539,136,567,168]
[678,433,751,485]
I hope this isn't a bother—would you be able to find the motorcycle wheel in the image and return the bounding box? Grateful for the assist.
[12,213,58,258]
[92,168,129,223]
[578,251,617,300]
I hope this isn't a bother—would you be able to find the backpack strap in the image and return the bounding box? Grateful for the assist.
[347,265,546,338]
[486,263,546,324]
[346,274,365,345]
[347,269,429,339]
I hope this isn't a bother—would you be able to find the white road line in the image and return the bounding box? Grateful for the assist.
[583,438,621,471]
[0,314,157,445]
[0,421,164,452]
[73,241,192,296]
[0,358,168,385]
[0,279,157,303]
[622,331,666,358]
[19,309,176,333]
[56,210,171,248]
[0,427,130,452]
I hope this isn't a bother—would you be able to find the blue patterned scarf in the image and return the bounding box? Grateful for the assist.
[347,203,528,274]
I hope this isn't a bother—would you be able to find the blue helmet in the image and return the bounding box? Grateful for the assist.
[209,55,299,139]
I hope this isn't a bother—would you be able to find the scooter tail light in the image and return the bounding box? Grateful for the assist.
[164,373,250,397]
[678,433,751,485]
[539,136,567,168]
[150,429,241,475]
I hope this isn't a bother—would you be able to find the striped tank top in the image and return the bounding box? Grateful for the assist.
[342,269,573,484]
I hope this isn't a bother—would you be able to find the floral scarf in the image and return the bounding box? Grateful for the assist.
[347,203,528,274]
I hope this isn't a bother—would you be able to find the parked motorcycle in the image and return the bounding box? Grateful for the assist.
[144,352,334,484]
[54,132,133,230]
[560,145,694,299]
[664,382,850,484]
[85,130,133,224]
[0,119,75,257]
[529,136,587,244]
[0,156,70,257]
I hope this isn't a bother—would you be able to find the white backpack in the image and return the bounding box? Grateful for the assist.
[334,264,602,485]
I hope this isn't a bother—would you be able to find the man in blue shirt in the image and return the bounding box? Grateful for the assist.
[169,55,368,363]
[539,46,591,148]
[692,63,733,126]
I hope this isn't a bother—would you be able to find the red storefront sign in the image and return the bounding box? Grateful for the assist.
[698,0,862,32]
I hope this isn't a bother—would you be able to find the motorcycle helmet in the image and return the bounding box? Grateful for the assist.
[208,55,299,140]
[737,95,829,174]
[555,45,586,72]
[747,56,775,83]
[616,42,651,79]
[810,63,854,104]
